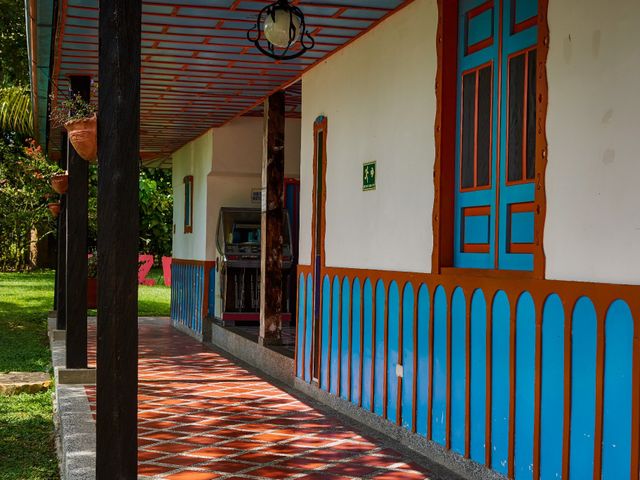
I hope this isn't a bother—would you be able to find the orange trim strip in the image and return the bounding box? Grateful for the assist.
[493,0,504,271]
[507,300,517,477]
[411,287,419,433]
[295,272,303,378]
[432,0,459,274]
[464,294,472,458]
[358,283,365,408]
[593,306,606,479]
[532,299,545,478]
[397,289,404,427]
[510,201,535,213]
[327,278,333,392]
[336,280,342,398]
[171,258,215,267]
[513,15,537,34]
[560,300,572,479]
[347,280,354,403]
[446,289,453,449]
[370,285,377,412]
[427,289,435,439]
[468,37,494,56]
[464,205,492,217]
[383,283,389,419]
[534,0,550,278]
[485,296,493,467]
[509,243,535,254]
[463,243,491,254]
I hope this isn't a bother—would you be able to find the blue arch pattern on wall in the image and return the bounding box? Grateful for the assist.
[294,271,640,480]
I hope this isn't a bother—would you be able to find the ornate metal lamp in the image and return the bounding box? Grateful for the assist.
[247,0,315,60]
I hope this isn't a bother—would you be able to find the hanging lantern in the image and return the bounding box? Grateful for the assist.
[247,0,315,61]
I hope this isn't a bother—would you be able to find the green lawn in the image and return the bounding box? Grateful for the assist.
[0,272,59,480]
[0,270,171,479]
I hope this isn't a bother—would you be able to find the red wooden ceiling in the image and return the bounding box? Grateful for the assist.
[50,0,412,166]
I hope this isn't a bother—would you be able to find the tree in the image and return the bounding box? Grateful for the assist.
[0,86,33,135]
[0,134,59,270]
[0,0,29,86]
[139,168,173,259]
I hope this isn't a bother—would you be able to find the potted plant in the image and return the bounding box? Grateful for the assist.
[47,202,61,218]
[87,252,98,309]
[51,171,69,194]
[50,85,98,163]
[24,139,65,185]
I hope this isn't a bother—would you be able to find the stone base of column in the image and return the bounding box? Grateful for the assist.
[50,329,66,341]
[258,333,283,347]
[55,367,96,385]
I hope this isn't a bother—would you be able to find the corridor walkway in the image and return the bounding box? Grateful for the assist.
[85,319,442,479]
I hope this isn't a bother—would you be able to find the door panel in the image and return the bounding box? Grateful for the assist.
[454,0,537,271]
[498,1,537,270]
[454,0,499,269]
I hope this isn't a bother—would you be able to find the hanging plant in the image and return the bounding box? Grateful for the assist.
[47,202,61,218]
[50,84,98,163]
[65,114,97,162]
[51,171,69,194]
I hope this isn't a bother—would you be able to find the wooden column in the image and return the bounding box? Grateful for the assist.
[55,134,68,330]
[65,76,90,368]
[259,91,285,346]
[96,0,141,477]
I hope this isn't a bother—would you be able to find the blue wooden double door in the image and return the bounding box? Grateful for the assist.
[454,0,539,271]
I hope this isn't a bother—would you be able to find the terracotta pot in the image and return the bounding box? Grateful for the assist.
[47,202,61,218]
[51,172,68,194]
[65,114,97,162]
[87,277,97,309]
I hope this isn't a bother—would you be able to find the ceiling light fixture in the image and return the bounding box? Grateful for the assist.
[247,0,315,61]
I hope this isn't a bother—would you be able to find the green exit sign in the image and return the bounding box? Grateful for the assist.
[363,161,376,191]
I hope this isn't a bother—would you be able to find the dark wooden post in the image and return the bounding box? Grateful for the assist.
[96,0,141,477]
[55,133,68,330]
[259,91,285,346]
[66,76,90,368]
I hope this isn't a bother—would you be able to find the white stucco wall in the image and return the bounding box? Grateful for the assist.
[299,0,438,272]
[545,0,640,284]
[212,116,301,178]
[172,130,213,261]
[172,117,301,262]
[171,0,640,285]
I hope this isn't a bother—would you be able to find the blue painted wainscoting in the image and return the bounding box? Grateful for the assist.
[170,260,215,336]
[295,265,640,480]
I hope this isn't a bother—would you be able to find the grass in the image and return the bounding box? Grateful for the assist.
[86,267,171,317]
[0,391,59,480]
[0,269,171,479]
[0,271,58,480]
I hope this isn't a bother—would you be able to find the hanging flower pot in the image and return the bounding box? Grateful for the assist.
[51,172,69,194]
[65,114,97,163]
[48,202,61,218]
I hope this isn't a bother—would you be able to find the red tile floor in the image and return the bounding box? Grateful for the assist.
[85,319,439,479]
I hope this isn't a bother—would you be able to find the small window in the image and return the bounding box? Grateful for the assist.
[183,175,193,234]
[460,63,493,190]
[507,49,537,183]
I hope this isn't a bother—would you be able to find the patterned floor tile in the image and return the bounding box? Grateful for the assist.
[83,319,437,479]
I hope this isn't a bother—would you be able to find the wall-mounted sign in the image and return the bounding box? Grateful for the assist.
[251,188,262,204]
[363,161,376,191]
